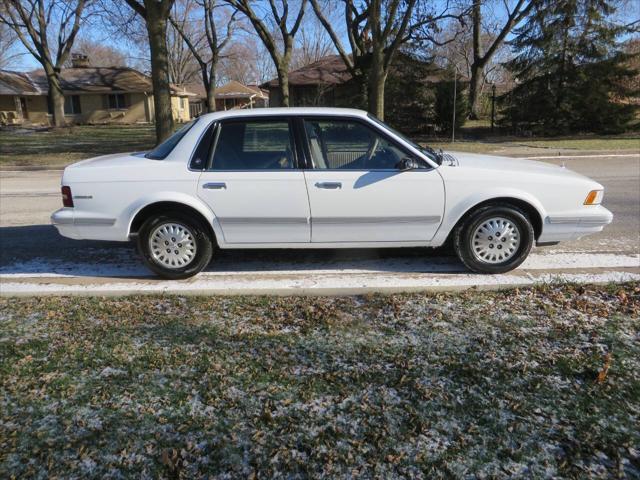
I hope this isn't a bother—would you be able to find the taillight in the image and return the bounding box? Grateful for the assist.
[61,186,74,207]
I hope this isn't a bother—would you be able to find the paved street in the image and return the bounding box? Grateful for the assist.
[0,154,638,295]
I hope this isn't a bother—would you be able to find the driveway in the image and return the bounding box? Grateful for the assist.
[1,154,638,295]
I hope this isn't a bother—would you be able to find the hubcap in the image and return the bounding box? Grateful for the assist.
[471,217,521,264]
[149,223,197,269]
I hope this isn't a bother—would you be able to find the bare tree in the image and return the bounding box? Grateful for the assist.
[170,0,237,112]
[122,0,176,142]
[65,37,128,67]
[310,0,460,119]
[0,19,22,68]
[224,0,307,107]
[467,0,536,119]
[218,37,275,85]
[289,13,334,69]
[0,0,89,126]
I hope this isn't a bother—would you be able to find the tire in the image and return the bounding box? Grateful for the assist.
[137,213,213,279]
[453,204,534,274]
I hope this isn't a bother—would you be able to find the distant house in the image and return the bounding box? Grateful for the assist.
[263,54,454,132]
[0,54,195,126]
[262,55,353,108]
[185,80,269,118]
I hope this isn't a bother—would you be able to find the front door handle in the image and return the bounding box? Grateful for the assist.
[203,182,226,190]
[315,182,342,190]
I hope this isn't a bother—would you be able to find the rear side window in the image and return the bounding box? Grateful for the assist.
[146,119,197,160]
[210,119,295,170]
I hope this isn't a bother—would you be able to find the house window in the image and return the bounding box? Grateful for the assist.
[64,95,81,115]
[181,97,187,110]
[108,93,128,109]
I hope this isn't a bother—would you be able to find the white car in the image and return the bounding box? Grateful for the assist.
[52,108,613,279]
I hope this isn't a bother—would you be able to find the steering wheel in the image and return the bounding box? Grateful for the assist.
[365,136,379,162]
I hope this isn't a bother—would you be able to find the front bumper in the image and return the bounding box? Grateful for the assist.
[538,206,613,243]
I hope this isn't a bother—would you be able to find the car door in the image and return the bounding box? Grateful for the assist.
[197,117,310,244]
[301,117,445,243]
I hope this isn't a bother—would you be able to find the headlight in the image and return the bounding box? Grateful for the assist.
[584,190,603,205]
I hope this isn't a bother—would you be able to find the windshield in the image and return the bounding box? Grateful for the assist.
[367,113,441,164]
[145,119,198,160]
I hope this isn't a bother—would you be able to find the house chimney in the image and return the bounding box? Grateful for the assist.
[71,53,91,68]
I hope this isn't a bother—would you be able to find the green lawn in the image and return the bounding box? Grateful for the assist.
[0,125,156,168]
[0,123,638,169]
[1,283,638,478]
[427,135,640,154]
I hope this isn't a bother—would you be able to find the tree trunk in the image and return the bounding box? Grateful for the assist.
[146,11,174,143]
[46,68,66,127]
[206,64,216,112]
[468,62,484,120]
[367,54,386,120]
[276,67,290,107]
[469,0,483,120]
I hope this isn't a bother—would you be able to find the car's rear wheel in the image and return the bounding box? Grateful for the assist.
[453,205,534,274]
[138,213,213,279]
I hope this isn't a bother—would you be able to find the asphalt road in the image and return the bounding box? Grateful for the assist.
[0,154,638,295]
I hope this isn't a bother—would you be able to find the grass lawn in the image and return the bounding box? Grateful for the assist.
[1,283,639,478]
[427,135,640,154]
[0,125,156,168]
[1,123,638,169]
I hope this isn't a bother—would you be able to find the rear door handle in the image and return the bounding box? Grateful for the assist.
[203,182,226,190]
[315,182,342,190]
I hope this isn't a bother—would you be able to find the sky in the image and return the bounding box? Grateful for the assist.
[5,0,640,73]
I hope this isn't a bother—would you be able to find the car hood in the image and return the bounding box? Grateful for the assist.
[443,151,589,179]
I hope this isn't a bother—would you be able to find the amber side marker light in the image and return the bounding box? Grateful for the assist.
[61,186,74,208]
[584,190,603,205]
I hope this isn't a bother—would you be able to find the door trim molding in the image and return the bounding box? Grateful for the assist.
[313,216,441,225]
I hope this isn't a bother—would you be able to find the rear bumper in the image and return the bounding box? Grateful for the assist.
[51,208,120,240]
[538,206,613,243]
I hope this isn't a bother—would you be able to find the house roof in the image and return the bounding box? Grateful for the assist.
[215,80,268,99]
[182,80,269,102]
[0,70,40,95]
[263,55,352,88]
[0,67,196,97]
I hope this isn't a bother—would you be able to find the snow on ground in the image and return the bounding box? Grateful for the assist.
[1,251,637,295]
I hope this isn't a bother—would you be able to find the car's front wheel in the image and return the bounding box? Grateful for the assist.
[138,213,213,279]
[453,205,534,274]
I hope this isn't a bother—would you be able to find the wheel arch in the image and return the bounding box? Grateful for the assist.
[446,196,544,244]
[128,200,218,246]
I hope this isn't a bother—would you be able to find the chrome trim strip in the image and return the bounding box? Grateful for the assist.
[313,216,441,225]
[547,215,612,226]
[51,215,74,225]
[219,217,309,225]
[74,218,116,226]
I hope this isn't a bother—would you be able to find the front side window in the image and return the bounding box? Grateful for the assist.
[210,119,295,170]
[64,95,81,115]
[303,119,416,170]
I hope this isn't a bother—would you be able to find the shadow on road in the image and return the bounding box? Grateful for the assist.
[0,224,466,278]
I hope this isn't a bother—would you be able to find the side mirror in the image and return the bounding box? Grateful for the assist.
[397,157,422,171]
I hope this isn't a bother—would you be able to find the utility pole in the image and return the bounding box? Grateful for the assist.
[491,84,496,133]
[452,66,457,143]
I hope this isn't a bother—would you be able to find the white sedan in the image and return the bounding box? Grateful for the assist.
[52,108,613,279]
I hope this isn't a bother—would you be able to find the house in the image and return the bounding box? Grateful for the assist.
[262,55,353,108]
[263,54,454,132]
[0,55,195,126]
[185,80,269,118]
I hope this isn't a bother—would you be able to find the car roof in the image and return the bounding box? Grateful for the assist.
[197,107,370,122]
